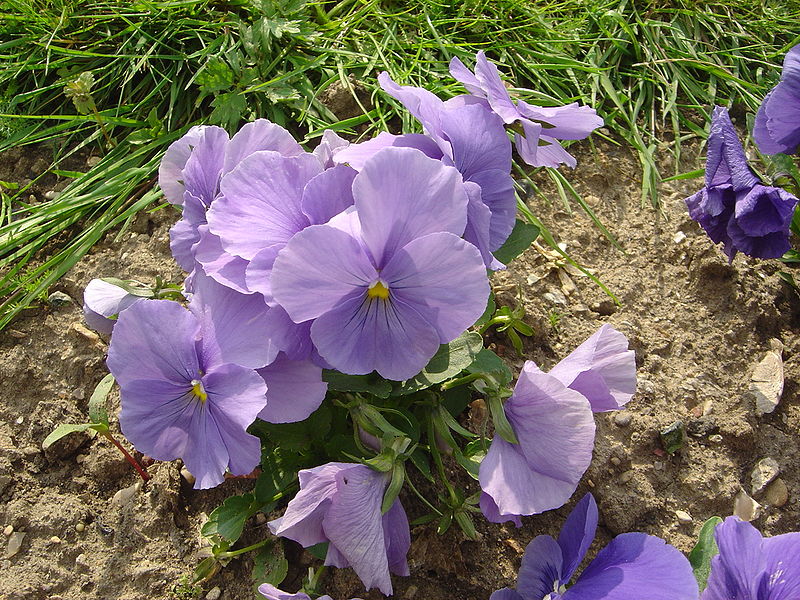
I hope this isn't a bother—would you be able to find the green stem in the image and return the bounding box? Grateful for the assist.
[404,476,442,516]
[427,418,458,505]
[217,538,270,560]
[440,372,488,391]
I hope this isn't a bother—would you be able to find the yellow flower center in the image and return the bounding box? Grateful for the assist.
[367,280,390,300]
[190,379,208,402]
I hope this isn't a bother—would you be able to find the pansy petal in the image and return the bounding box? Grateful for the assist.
[449,56,486,97]
[194,226,252,294]
[735,184,798,236]
[189,269,277,369]
[301,164,357,225]
[334,132,444,171]
[258,584,313,600]
[310,291,441,381]
[548,324,636,412]
[378,72,445,139]
[439,100,511,178]
[353,147,468,268]
[468,168,517,251]
[382,231,490,342]
[323,465,393,595]
[83,278,144,319]
[564,533,699,600]
[262,305,315,361]
[257,355,327,423]
[762,531,800,600]
[107,300,200,385]
[516,535,564,600]
[210,151,321,260]
[472,51,521,124]
[706,107,759,191]
[516,101,603,141]
[169,192,207,271]
[479,492,521,527]
[557,494,598,583]
[525,134,577,169]
[382,500,411,577]
[489,589,525,600]
[704,517,765,600]
[182,403,235,489]
[159,126,219,205]
[271,225,377,323]
[224,119,303,173]
[463,181,506,270]
[754,91,788,155]
[313,129,350,168]
[181,126,230,205]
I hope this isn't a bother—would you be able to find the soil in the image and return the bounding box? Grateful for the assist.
[2,134,800,600]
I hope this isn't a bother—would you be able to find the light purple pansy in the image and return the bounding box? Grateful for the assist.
[268,462,410,596]
[106,299,267,489]
[548,324,636,412]
[160,119,304,280]
[686,106,798,261]
[479,362,596,526]
[492,493,699,600]
[82,278,146,334]
[449,51,603,169]
[702,516,800,600]
[271,146,490,381]
[258,585,363,600]
[755,44,800,156]
[256,353,327,424]
[362,72,514,269]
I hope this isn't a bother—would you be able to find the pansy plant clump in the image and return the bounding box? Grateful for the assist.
[55,52,641,597]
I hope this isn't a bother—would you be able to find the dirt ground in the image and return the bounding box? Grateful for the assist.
[2,133,799,600]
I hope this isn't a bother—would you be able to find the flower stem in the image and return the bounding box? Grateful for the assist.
[102,431,150,482]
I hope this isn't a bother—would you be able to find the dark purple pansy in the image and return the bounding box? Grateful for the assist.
[702,516,800,600]
[492,494,699,600]
[754,44,800,155]
[686,106,798,261]
[449,51,603,169]
[268,462,410,596]
[271,147,490,381]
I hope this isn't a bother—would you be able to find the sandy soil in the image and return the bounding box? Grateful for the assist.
[1,135,799,600]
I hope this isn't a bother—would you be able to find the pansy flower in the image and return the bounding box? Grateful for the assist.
[449,51,603,168]
[268,462,410,596]
[82,278,146,335]
[686,106,798,260]
[492,494,699,600]
[754,44,800,156]
[702,516,800,600]
[271,146,490,381]
[259,585,362,600]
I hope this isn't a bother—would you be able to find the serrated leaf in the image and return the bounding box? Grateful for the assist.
[88,373,114,426]
[393,332,484,395]
[252,539,288,589]
[210,92,247,130]
[493,219,540,265]
[196,57,235,94]
[688,516,722,591]
[465,348,513,387]
[42,423,96,450]
[322,371,393,398]
[202,493,257,544]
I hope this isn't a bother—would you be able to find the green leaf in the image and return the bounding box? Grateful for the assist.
[493,219,540,265]
[307,542,328,560]
[87,373,114,426]
[661,169,704,182]
[465,348,513,387]
[454,510,477,540]
[473,293,495,328]
[191,557,221,584]
[688,516,722,591]
[252,539,288,590]
[196,57,235,94]
[252,404,332,451]
[202,493,257,544]
[487,394,518,445]
[393,332,484,395]
[42,423,95,449]
[381,462,405,513]
[322,370,393,398]
[210,92,247,130]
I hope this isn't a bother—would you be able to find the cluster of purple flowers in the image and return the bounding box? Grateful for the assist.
[687,45,800,260]
[83,52,610,596]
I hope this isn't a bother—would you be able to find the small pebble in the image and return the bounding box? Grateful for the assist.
[675,510,693,523]
[112,483,139,507]
[86,156,101,168]
[47,291,73,306]
[619,470,635,483]
[44,190,60,200]
[180,466,196,485]
[610,457,621,466]
[255,513,267,525]
[14,416,23,425]
[4,532,25,558]
[734,489,762,522]
[206,586,221,600]
[76,454,87,464]
[3,525,13,537]
[404,585,418,599]
[587,479,595,488]
[673,231,686,244]
[654,461,664,471]
[751,457,780,495]
[8,329,26,339]
[49,536,61,544]
[614,413,632,427]
[75,553,90,569]
[75,523,85,533]
[764,478,789,507]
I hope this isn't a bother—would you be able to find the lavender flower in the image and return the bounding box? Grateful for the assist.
[268,462,410,596]
[107,299,267,489]
[82,278,146,334]
[480,325,636,524]
[271,146,490,381]
[702,516,800,600]
[686,106,798,261]
[754,44,800,156]
[364,72,515,268]
[492,494,699,600]
[259,585,362,600]
[449,51,603,168]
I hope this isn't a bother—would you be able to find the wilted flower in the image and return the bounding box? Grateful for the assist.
[449,51,603,168]
[82,278,146,334]
[702,516,800,600]
[686,106,798,261]
[268,462,410,596]
[271,146,490,381]
[491,494,699,600]
[754,44,800,156]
